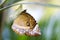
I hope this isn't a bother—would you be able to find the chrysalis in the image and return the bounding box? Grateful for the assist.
[12,10,41,36]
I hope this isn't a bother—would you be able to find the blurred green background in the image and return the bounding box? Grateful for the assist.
[0,0,60,40]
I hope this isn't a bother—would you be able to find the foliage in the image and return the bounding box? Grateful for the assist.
[0,0,60,40]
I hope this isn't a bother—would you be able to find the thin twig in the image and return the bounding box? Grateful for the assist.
[0,2,60,11]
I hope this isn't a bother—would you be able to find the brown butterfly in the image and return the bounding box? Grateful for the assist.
[12,10,41,36]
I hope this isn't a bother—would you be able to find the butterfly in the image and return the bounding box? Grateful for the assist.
[12,10,41,36]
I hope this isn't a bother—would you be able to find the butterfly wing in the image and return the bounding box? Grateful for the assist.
[12,10,41,36]
[25,24,41,36]
[12,24,26,35]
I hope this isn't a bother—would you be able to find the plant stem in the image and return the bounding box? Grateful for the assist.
[0,2,60,11]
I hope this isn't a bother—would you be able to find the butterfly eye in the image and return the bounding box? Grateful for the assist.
[26,22,30,26]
